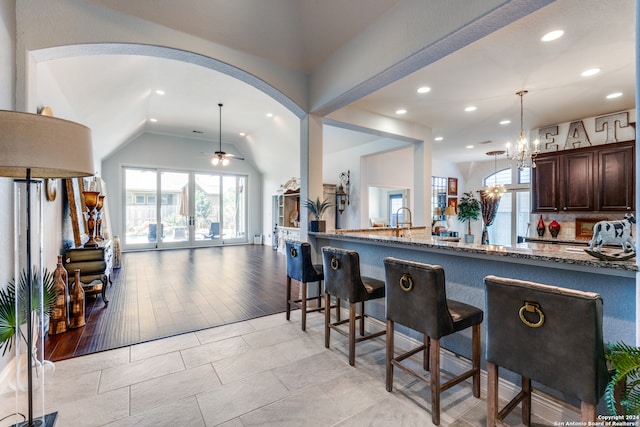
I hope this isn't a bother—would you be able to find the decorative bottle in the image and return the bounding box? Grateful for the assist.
[536,215,546,237]
[69,269,86,328]
[49,255,69,335]
[548,220,561,238]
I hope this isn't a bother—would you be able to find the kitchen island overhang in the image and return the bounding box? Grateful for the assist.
[311,229,636,355]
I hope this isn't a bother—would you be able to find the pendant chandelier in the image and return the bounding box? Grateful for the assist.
[485,150,507,199]
[506,90,540,170]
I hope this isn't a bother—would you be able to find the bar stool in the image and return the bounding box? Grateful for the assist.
[484,275,611,426]
[286,241,324,331]
[383,257,483,426]
[322,247,386,366]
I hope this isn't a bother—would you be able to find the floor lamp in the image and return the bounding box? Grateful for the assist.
[0,110,94,427]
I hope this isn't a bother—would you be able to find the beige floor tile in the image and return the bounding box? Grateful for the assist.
[52,387,130,427]
[212,344,292,384]
[130,331,200,361]
[242,322,308,349]
[99,351,185,393]
[104,397,205,427]
[180,335,251,369]
[196,371,290,426]
[130,363,220,415]
[194,320,255,345]
[52,347,130,379]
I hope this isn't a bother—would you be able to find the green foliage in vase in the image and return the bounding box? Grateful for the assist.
[302,197,334,221]
[0,267,56,356]
[606,341,640,415]
[457,192,481,235]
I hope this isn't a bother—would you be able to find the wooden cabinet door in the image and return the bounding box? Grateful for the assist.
[532,155,559,212]
[561,151,594,211]
[598,142,634,211]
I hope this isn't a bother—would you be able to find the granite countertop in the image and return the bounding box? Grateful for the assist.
[314,229,638,273]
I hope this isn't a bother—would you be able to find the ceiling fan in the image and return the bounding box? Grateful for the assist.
[210,103,244,166]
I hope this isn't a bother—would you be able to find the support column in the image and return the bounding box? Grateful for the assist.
[300,114,324,240]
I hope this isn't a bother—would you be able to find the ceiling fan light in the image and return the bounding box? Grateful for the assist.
[211,156,219,166]
[222,157,229,166]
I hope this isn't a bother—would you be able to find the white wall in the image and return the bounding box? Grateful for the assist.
[323,138,412,229]
[102,133,263,246]
[0,0,15,374]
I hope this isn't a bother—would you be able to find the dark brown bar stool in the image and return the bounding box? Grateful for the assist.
[383,257,483,426]
[484,275,611,426]
[322,247,385,366]
[285,241,324,331]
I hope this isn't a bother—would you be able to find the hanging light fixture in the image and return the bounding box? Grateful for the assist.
[211,103,244,166]
[485,150,507,199]
[505,90,540,170]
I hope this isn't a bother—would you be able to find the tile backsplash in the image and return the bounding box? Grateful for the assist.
[528,212,635,241]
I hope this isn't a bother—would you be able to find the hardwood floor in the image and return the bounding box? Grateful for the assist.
[44,245,290,361]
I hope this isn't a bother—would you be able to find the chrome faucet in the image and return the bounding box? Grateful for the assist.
[394,207,413,237]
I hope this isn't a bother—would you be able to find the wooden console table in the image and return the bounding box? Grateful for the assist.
[64,239,112,305]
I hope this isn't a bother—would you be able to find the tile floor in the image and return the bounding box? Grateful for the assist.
[3,311,575,427]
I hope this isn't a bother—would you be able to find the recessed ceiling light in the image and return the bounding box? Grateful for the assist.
[434,136,443,141]
[149,118,157,122]
[466,145,474,149]
[417,86,431,94]
[465,106,477,112]
[541,30,564,42]
[266,113,273,117]
[192,130,203,134]
[155,90,165,95]
[395,109,407,115]
[581,68,601,77]
[239,132,246,136]
[499,120,511,125]
[606,92,623,99]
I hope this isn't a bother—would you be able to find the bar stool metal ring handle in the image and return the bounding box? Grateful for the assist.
[289,246,297,258]
[330,257,340,270]
[399,273,413,292]
[518,301,545,328]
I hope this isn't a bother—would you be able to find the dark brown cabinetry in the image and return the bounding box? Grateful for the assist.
[532,140,634,212]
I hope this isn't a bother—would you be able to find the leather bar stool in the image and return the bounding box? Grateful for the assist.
[383,257,483,426]
[322,247,386,366]
[484,275,611,426]
[286,241,324,331]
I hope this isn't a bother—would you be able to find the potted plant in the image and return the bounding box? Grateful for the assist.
[605,341,640,415]
[302,197,333,232]
[457,191,481,244]
[0,267,56,356]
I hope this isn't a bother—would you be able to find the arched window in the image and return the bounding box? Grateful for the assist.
[483,168,511,187]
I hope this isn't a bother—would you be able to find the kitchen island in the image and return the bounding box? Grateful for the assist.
[312,227,636,358]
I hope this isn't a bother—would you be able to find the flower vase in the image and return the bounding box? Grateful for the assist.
[548,220,561,238]
[536,215,545,237]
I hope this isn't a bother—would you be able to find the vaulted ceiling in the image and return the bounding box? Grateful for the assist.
[37,0,636,172]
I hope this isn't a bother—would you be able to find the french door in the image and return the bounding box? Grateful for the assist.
[123,167,247,250]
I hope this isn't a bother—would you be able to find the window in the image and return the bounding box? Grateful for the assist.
[147,195,156,205]
[484,165,531,246]
[389,194,404,226]
[135,195,145,204]
[483,168,511,187]
[431,176,447,219]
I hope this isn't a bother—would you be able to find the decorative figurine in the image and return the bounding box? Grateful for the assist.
[548,220,561,238]
[536,215,545,237]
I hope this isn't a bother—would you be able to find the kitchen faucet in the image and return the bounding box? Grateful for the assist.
[394,207,413,237]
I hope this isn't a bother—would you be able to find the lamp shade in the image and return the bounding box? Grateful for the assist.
[0,110,94,178]
[444,206,456,216]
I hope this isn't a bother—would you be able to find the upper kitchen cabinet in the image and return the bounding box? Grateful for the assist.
[532,140,635,213]
[598,141,635,211]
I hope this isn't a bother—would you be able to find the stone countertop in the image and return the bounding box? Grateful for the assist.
[313,229,638,273]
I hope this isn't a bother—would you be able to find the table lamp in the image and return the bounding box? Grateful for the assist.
[444,206,457,230]
[0,110,94,427]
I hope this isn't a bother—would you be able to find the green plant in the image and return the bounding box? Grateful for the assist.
[0,267,56,356]
[605,341,640,415]
[302,197,333,221]
[457,192,481,235]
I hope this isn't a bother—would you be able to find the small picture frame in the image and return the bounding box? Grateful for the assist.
[448,177,458,196]
[447,197,458,212]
